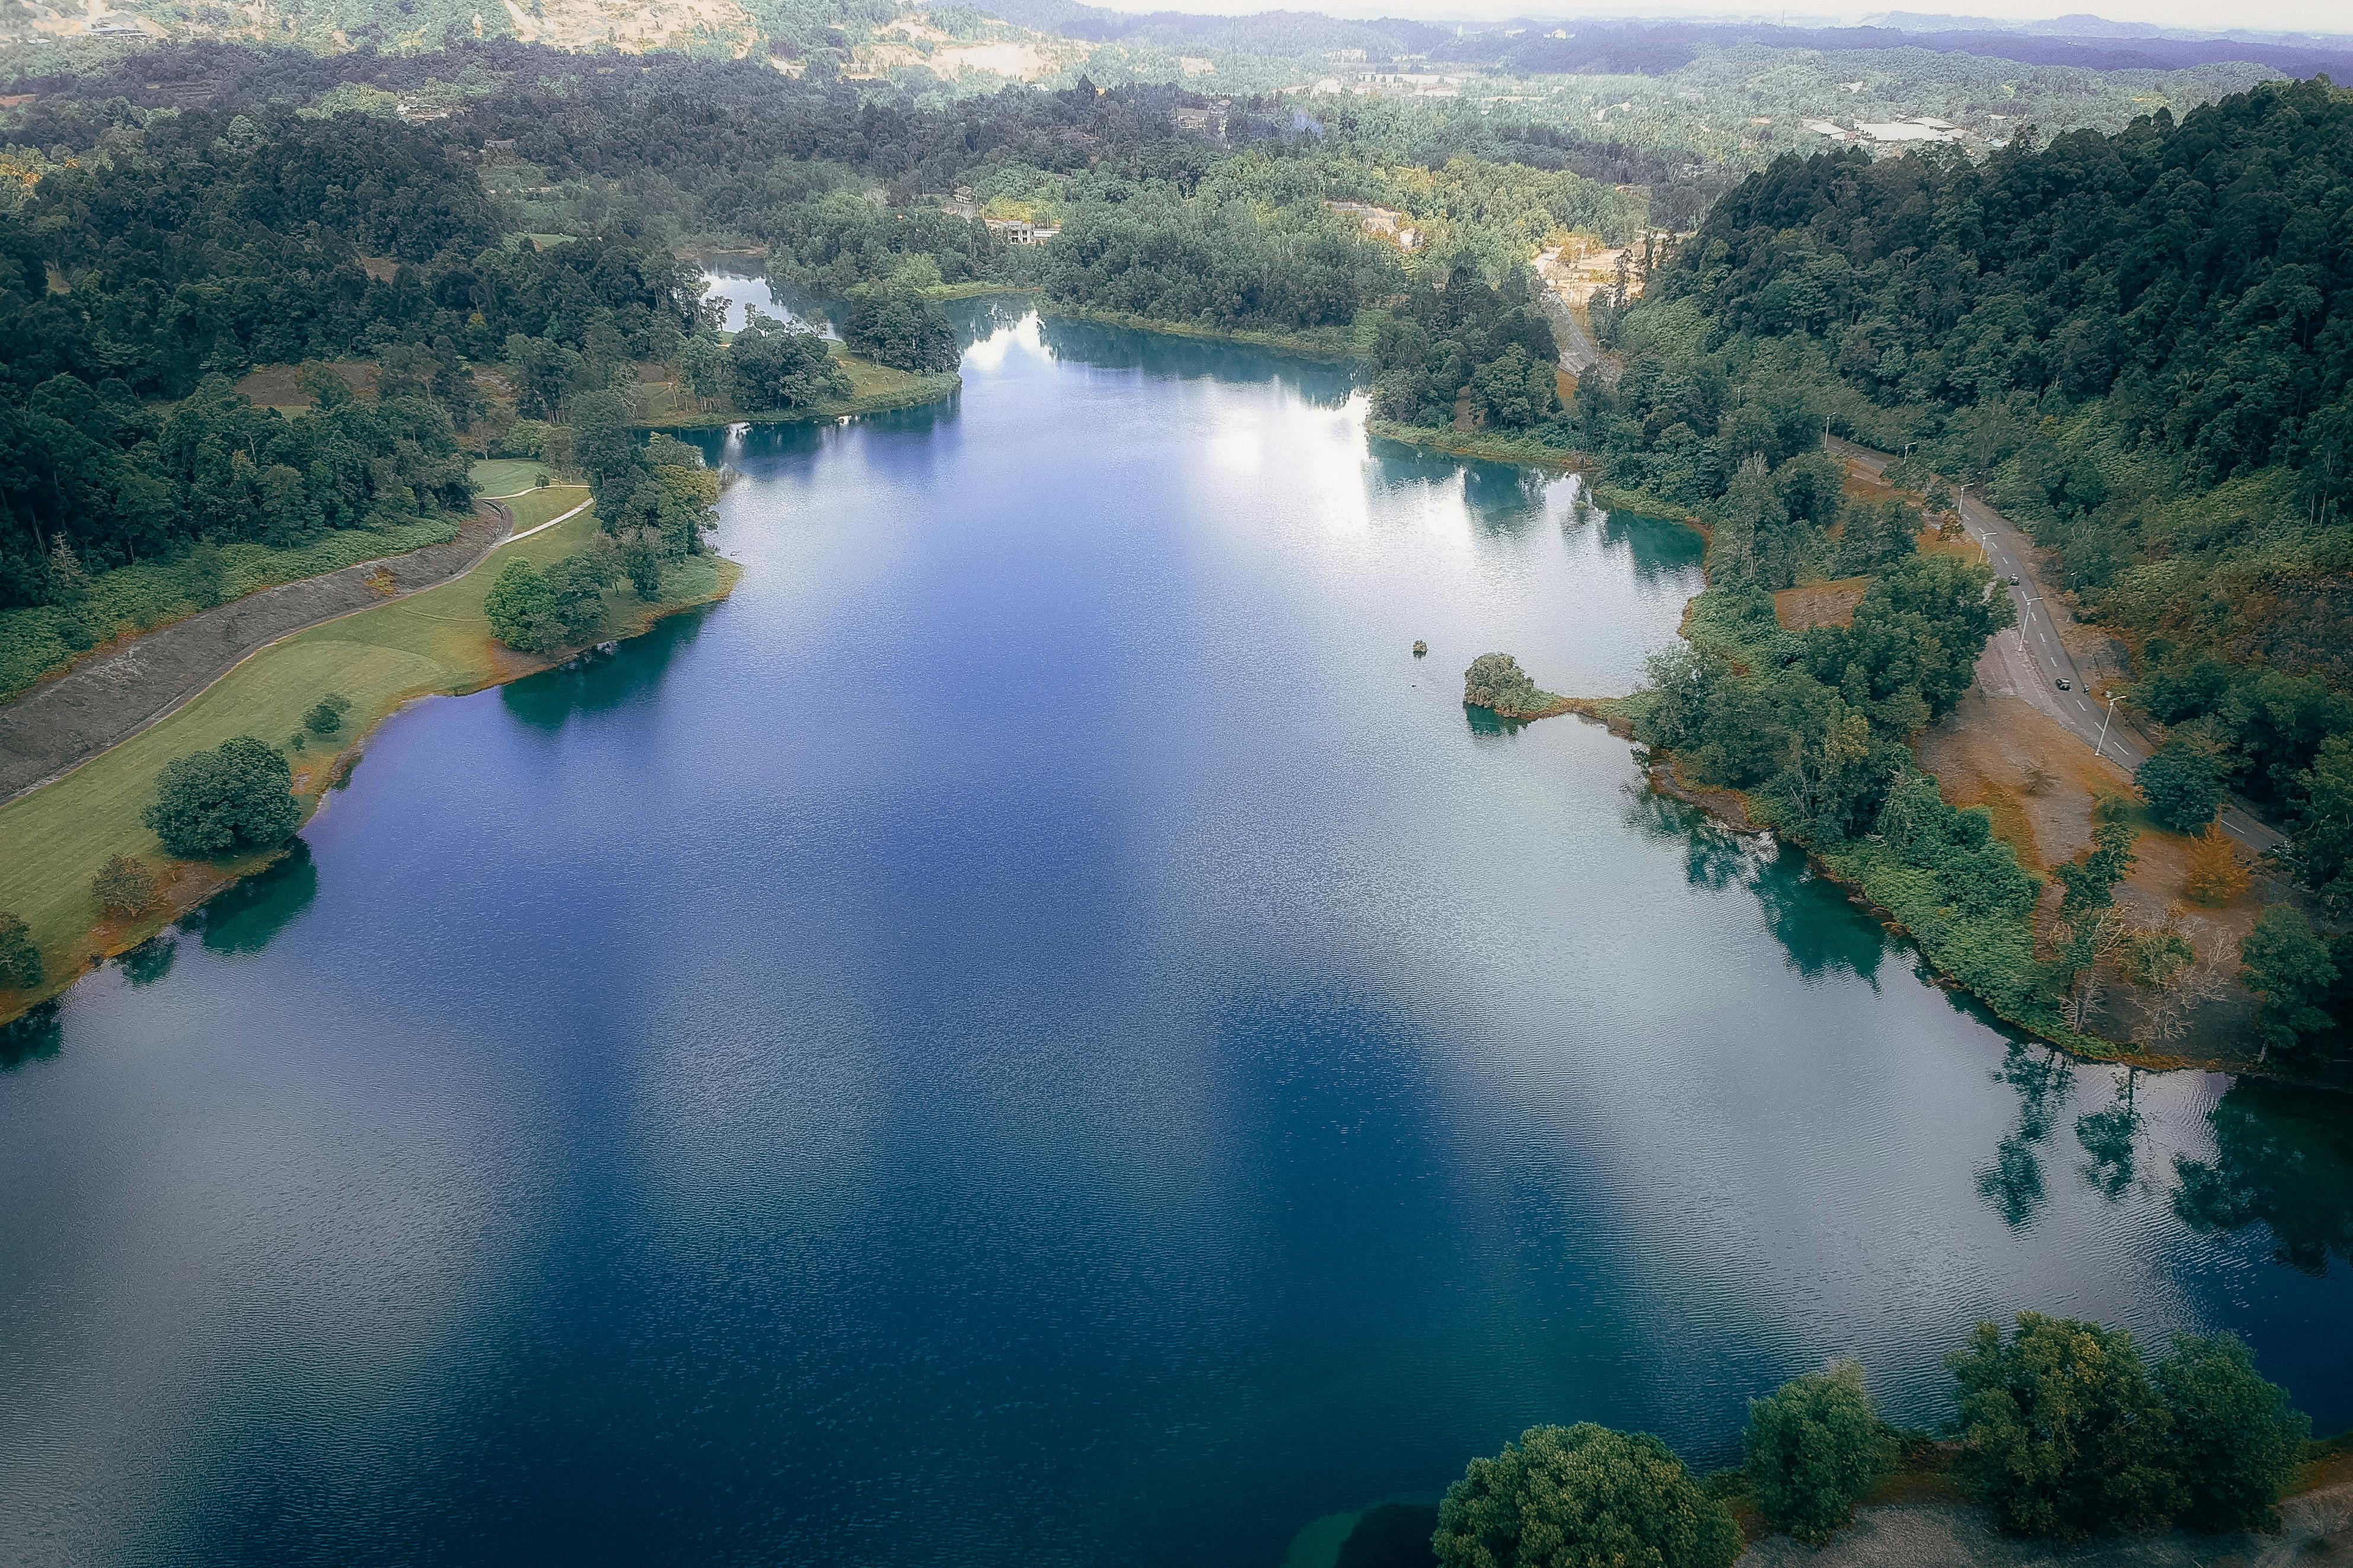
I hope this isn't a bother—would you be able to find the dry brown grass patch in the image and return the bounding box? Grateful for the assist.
[1774,577,1869,632]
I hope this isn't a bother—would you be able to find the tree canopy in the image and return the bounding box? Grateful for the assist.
[142,736,301,861]
[1435,1423,1742,1568]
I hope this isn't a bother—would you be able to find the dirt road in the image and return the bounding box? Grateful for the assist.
[1828,437,2284,855]
[0,499,512,805]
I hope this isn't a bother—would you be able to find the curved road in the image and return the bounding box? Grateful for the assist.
[1828,437,2285,855]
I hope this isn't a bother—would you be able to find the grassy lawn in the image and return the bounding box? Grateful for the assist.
[501,483,594,532]
[0,502,734,1008]
[471,457,559,498]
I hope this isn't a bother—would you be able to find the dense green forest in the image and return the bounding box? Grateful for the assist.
[0,40,1655,615]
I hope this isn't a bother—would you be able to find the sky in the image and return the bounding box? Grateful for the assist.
[1081,0,2353,36]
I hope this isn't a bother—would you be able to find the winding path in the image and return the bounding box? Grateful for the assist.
[0,499,514,806]
[1828,437,2285,856]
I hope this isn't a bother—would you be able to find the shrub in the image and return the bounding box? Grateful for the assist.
[1947,1313,2180,1539]
[143,736,301,860]
[304,692,351,737]
[1434,1423,1742,1568]
[92,854,161,918]
[0,911,40,989]
[2182,825,2250,906]
[2153,1333,2310,1532]
[1745,1362,1895,1544]
[2138,736,2226,833]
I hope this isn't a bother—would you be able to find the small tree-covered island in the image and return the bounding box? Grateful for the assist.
[2,10,2353,1567]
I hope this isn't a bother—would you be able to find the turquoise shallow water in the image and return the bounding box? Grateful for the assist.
[1,311,2349,1567]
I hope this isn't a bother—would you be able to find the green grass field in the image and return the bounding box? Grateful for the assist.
[499,481,594,532]
[0,470,734,1013]
[473,458,560,498]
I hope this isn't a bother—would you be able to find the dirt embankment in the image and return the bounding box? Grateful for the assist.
[0,500,511,804]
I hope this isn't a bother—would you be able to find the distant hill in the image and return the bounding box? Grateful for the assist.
[954,0,2353,79]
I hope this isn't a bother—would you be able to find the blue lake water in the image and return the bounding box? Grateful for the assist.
[2,311,2351,1567]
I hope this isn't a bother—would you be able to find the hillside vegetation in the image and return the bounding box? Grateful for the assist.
[1647,82,2353,901]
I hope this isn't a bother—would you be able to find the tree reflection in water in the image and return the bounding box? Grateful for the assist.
[1612,770,2353,1251]
[1595,506,1707,586]
[179,839,319,956]
[2175,1080,2353,1275]
[1975,1042,2075,1229]
[1621,783,1885,983]
[1036,317,1360,408]
[498,602,714,732]
[0,1000,60,1071]
[2075,1067,2144,1200]
[116,934,177,988]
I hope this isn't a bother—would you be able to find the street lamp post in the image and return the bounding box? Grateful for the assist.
[2096,691,2118,762]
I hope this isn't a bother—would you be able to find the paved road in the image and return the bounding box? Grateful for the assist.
[0,498,514,806]
[1828,437,2286,855]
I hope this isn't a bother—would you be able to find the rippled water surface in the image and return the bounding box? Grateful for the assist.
[4,311,2351,1567]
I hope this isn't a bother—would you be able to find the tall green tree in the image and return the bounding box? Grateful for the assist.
[1947,1312,2182,1540]
[0,911,41,989]
[840,282,960,375]
[1744,1362,1895,1545]
[2285,734,2353,914]
[2137,737,2227,834]
[143,736,301,861]
[1434,1423,1740,1568]
[728,311,852,410]
[2238,905,2338,1064]
[2153,1333,2310,1532]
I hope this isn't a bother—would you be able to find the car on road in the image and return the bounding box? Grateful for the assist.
[2055,678,2071,691]
[2008,574,2020,585]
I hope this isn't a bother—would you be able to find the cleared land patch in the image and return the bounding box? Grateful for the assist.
[1918,687,2266,1050]
[1773,576,1867,631]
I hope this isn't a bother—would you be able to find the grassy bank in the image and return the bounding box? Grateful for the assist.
[1038,305,1369,361]
[923,281,1038,301]
[1587,481,1704,526]
[0,470,735,1023]
[0,516,464,702]
[632,351,959,430]
[1366,420,1582,469]
[1360,425,1711,536]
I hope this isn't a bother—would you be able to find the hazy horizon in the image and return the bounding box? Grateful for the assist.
[1074,0,2353,40]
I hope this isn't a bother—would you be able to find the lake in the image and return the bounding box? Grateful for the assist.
[2,309,2349,1567]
